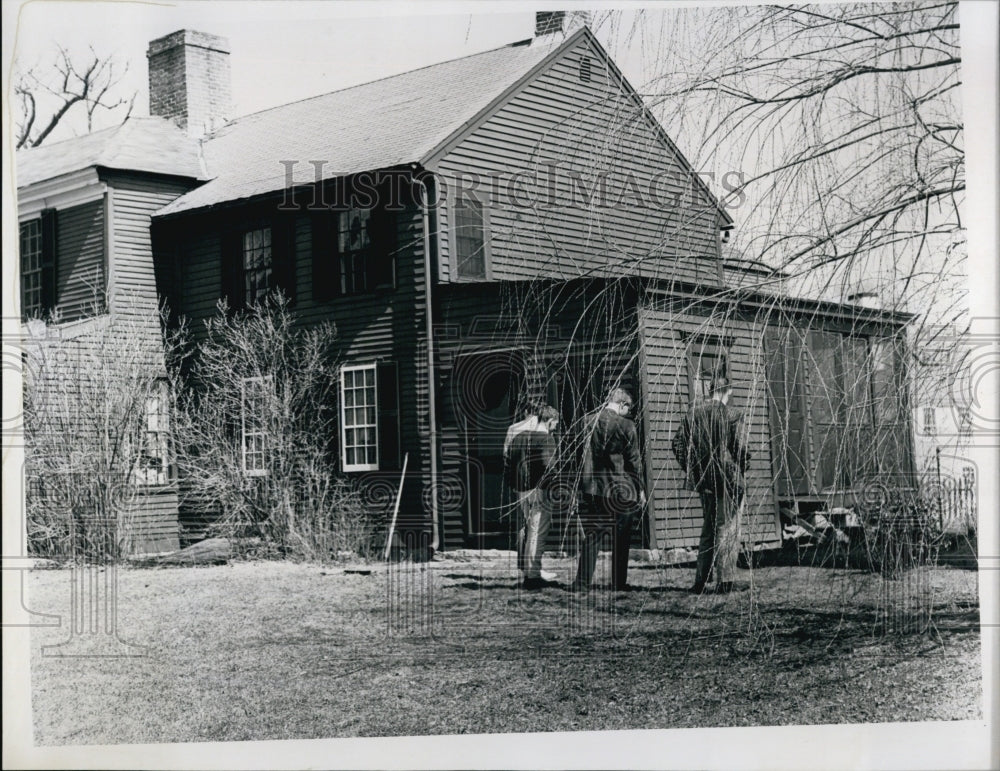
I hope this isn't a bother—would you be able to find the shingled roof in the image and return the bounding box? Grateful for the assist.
[16,116,207,188]
[156,34,565,217]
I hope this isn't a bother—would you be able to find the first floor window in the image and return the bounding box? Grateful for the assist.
[242,376,270,476]
[341,364,378,471]
[243,226,273,305]
[687,340,728,403]
[922,407,937,436]
[20,219,43,317]
[138,380,170,485]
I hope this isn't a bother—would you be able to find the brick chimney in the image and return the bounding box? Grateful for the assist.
[535,11,591,38]
[147,30,231,137]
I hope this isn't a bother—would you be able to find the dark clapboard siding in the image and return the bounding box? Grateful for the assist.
[164,188,429,543]
[436,34,722,287]
[105,172,196,313]
[55,199,106,321]
[437,280,646,550]
[125,488,181,554]
[639,298,781,550]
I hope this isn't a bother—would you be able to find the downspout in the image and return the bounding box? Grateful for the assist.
[412,168,440,553]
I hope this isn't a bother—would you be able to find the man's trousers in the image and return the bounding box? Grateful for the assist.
[574,493,639,589]
[695,487,743,586]
[517,488,553,579]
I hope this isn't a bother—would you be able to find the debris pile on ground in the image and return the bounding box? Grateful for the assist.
[136,537,232,567]
[781,508,851,547]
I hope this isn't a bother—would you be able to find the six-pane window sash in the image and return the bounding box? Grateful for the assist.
[313,200,396,301]
[455,194,487,279]
[243,227,273,305]
[139,379,171,486]
[341,364,379,471]
[20,219,44,317]
[687,341,728,403]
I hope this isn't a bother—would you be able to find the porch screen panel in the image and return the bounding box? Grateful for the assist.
[871,338,912,484]
[841,336,872,488]
[808,331,843,491]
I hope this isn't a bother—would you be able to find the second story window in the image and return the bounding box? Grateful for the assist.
[337,208,373,294]
[454,194,488,279]
[223,215,295,312]
[20,219,43,317]
[312,201,397,301]
[243,227,273,305]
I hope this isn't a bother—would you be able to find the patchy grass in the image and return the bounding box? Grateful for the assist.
[28,556,981,745]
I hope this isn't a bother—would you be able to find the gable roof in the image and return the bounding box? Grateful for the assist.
[16,116,207,189]
[15,27,732,225]
[156,35,566,217]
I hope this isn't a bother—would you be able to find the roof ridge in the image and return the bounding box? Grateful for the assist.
[16,115,172,155]
[228,37,554,125]
[16,120,122,154]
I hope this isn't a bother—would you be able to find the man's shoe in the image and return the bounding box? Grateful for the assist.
[568,581,590,594]
[522,576,559,590]
[689,582,707,594]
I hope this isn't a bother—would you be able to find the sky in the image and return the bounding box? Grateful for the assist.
[5,1,633,136]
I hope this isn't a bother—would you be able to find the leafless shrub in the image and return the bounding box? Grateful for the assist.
[22,298,168,562]
[168,296,377,561]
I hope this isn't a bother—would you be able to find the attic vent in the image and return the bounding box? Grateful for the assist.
[579,56,592,82]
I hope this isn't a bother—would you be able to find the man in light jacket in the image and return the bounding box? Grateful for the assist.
[506,404,561,588]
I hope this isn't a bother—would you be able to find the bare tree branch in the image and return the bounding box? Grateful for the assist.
[14,44,137,148]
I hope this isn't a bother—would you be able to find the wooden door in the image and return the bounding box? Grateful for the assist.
[455,350,525,548]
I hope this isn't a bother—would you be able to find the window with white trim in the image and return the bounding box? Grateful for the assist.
[241,376,270,476]
[243,227,273,305]
[20,219,43,317]
[341,364,378,471]
[138,380,170,486]
[454,194,488,279]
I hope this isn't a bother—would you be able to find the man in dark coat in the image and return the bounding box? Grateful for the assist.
[671,376,750,594]
[572,388,646,592]
[506,405,560,588]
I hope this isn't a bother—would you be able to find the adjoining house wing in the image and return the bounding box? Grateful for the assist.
[16,116,207,189]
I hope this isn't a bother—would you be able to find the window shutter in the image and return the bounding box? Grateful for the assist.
[40,208,58,314]
[272,213,297,305]
[221,225,243,313]
[369,204,398,290]
[377,361,401,470]
[311,212,337,302]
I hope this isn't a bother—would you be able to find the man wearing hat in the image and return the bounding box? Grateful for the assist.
[671,375,751,594]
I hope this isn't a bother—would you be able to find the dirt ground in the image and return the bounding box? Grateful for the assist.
[26,555,982,745]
